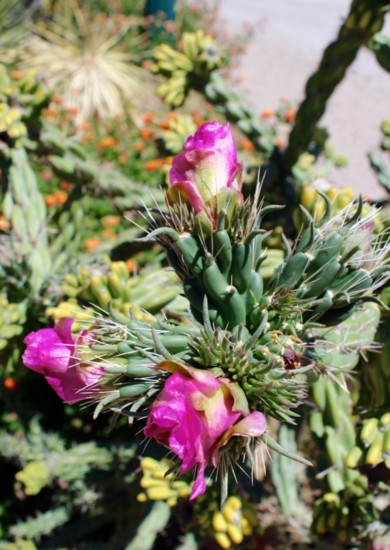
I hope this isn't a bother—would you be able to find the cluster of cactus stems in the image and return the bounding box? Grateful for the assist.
[46,258,182,330]
[69,176,390,495]
[151,2,390,209]
[17,120,390,549]
[0,64,51,152]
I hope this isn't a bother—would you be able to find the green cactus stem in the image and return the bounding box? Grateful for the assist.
[283,0,389,169]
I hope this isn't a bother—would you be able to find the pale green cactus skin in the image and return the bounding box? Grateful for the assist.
[271,425,307,519]
[1,148,86,296]
[124,501,171,550]
[310,303,380,371]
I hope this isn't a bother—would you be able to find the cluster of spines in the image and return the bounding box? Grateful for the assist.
[270,196,390,324]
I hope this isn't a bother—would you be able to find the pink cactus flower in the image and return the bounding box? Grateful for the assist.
[23,317,103,404]
[144,362,266,499]
[167,121,243,216]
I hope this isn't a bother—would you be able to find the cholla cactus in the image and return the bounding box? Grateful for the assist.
[22,121,390,506]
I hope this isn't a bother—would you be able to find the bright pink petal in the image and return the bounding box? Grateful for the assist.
[23,323,74,376]
[23,318,102,404]
[183,121,237,174]
[190,461,207,500]
[170,149,233,202]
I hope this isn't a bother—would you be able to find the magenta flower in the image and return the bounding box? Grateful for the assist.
[144,362,266,499]
[23,317,103,404]
[167,121,243,216]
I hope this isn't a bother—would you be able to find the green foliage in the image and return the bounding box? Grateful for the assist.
[153,30,226,107]
[271,425,307,517]
[369,116,390,193]
[125,501,171,550]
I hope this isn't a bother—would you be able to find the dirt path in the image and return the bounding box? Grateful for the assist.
[219,0,390,199]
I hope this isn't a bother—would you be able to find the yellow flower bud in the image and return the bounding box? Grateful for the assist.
[227,524,244,545]
[140,477,170,489]
[137,492,147,502]
[212,511,228,533]
[140,457,160,470]
[241,517,253,536]
[301,186,317,210]
[226,496,242,510]
[326,187,339,202]
[214,532,231,549]
[313,200,325,222]
[222,505,239,523]
[146,486,176,501]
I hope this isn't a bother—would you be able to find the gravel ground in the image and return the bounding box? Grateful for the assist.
[218,0,390,199]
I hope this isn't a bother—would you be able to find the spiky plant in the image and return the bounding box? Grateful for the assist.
[8,0,151,123]
[0,0,29,50]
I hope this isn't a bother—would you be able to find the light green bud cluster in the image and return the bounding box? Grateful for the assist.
[312,481,378,543]
[346,413,390,469]
[153,30,225,107]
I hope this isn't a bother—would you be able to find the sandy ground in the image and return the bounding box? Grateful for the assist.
[218,0,390,199]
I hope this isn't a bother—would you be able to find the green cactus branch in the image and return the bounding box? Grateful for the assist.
[283,0,389,169]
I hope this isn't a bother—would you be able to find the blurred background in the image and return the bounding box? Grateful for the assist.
[0,0,389,549]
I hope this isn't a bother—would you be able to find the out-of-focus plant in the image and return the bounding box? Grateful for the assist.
[0,0,29,50]
[8,0,151,124]
[369,116,390,194]
[152,29,226,106]
[0,64,51,155]
[283,0,389,169]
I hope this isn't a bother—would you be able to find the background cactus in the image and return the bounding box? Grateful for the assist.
[46,258,183,329]
[369,117,390,194]
[152,30,225,107]
[283,0,389,169]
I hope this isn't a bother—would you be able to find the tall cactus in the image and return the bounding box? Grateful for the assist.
[283,0,389,169]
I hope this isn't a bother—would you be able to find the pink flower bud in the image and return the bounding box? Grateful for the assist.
[144,362,266,499]
[166,121,243,217]
[22,317,103,404]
